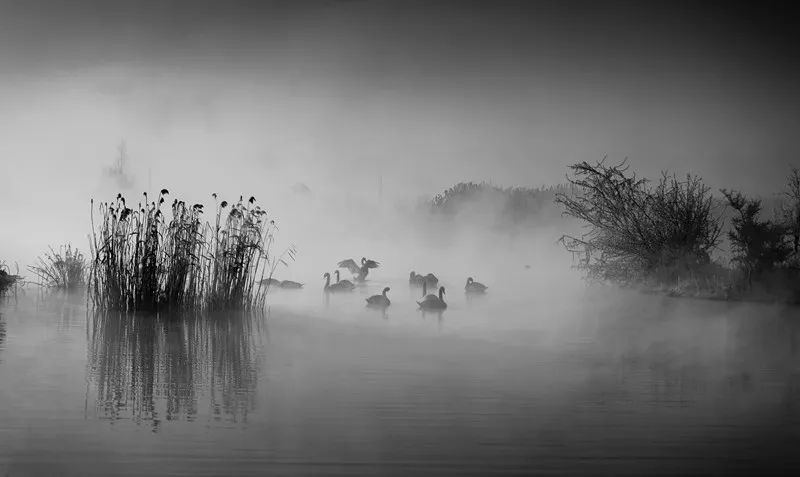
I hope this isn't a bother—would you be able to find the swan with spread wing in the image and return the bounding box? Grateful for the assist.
[337,257,380,282]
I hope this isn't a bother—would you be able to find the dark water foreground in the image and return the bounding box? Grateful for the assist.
[1,280,799,476]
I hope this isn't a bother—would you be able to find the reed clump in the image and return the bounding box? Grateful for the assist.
[89,191,291,312]
[28,244,86,289]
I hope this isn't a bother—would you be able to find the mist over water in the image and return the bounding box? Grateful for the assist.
[2,84,799,471]
[3,1,800,474]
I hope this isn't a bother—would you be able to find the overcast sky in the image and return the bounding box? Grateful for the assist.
[1,1,799,260]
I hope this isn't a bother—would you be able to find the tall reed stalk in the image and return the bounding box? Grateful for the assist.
[89,191,289,312]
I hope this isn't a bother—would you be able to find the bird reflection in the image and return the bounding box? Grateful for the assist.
[87,310,263,429]
[419,309,444,330]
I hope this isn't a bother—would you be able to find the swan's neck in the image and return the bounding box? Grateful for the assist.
[439,289,444,302]
[382,290,388,297]
[324,276,330,288]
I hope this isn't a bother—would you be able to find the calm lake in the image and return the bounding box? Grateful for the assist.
[1,275,799,476]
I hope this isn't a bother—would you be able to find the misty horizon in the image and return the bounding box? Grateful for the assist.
[2,2,800,475]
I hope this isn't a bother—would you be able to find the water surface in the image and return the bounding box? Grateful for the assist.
[1,277,799,476]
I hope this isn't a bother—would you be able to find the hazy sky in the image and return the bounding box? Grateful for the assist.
[1,1,800,261]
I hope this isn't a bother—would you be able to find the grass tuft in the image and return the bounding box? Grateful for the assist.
[28,244,86,289]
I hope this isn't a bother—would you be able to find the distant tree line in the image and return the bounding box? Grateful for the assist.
[427,181,570,226]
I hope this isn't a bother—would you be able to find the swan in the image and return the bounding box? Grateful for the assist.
[421,281,437,301]
[410,271,437,288]
[418,286,447,310]
[279,280,304,289]
[366,287,391,307]
[260,277,281,287]
[465,277,488,294]
[409,271,425,286]
[334,270,356,290]
[338,257,380,282]
[423,273,438,289]
[324,272,353,293]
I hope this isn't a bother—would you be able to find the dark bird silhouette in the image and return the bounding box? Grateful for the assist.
[421,281,437,301]
[324,272,353,293]
[465,277,488,294]
[279,280,304,289]
[338,257,380,282]
[418,286,447,310]
[334,270,356,290]
[366,287,391,307]
[423,273,438,289]
[410,271,438,288]
[260,277,281,287]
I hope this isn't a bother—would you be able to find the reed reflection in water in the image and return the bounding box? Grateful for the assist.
[0,310,5,362]
[87,310,264,429]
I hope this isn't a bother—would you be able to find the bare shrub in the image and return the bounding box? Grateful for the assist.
[556,159,722,284]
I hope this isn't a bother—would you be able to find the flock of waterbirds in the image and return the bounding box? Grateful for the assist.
[262,256,488,312]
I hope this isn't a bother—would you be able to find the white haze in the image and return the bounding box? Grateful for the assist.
[0,64,579,297]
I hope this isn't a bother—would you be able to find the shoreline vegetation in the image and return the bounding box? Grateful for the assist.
[424,161,800,305]
[554,159,800,305]
[0,262,22,296]
[4,160,800,310]
[87,190,294,313]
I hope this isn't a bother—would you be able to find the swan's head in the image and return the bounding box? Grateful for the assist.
[466,277,474,285]
[383,287,390,294]
[361,257,367,264]
[323,272,330,279]
[439,286,446,296]
[409,271,415,277]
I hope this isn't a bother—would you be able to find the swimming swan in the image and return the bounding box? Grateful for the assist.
[465,277,488,294]
[279,280,304,289]
[334,270,356,290]
[418,286,447,310]
[324,272,353,293]
[409,271,425,286]
[366,287,391,307]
